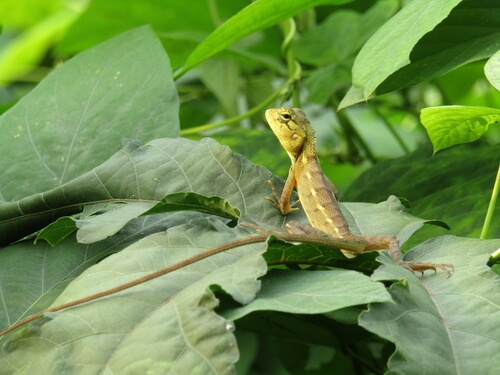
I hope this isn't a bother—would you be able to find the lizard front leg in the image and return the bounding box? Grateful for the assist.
[267,164,301,215]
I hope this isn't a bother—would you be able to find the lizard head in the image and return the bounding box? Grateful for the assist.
[265,107,313,161]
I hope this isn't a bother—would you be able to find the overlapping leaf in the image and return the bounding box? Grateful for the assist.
[0,26,178,202]
[361,236,500,375]
[0,221,268,375]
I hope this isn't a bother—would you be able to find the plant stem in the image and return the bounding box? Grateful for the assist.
[180,78,294,136]
[480,162,500,239]
[371,103,410,154]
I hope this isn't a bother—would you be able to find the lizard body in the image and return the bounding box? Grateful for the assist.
[266,107,453,276]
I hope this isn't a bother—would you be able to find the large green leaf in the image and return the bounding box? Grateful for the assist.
[223,269,391,320]
[0,137,280,246]
[36,192,241,246]
[0,26,179,202]
[0,136,491,372]
[340,0,500,108]
[361,236,500,375]
[0,220,268,375]
[343,143,500,245]
[0,212,206,328]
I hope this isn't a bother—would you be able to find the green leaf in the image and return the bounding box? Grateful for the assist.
[360,236,500,375]
[75,202,157,244]
[0,212,207,328]
[145,192,241,220]
[56,0,222,68]
[223,269,391,320]
[37,190,242,247]
[176,0,351,77]
[199,58,240,117]
[343,143,500,245]
[0,220,268,374]
[0,138,278,246]
[340,0,500,108]
[485,50,500,90]
[35,216,77,246]
[339,0,462,108]
[263,239,379,274]
[0,26,179,202]
[0,8,79,83]
[294,1,398,66]
[421,106,500,153]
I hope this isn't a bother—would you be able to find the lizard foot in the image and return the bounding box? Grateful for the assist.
[400,261,454,278]
[266,179,300,214]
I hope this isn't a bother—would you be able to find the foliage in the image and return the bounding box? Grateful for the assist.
[0,1,499,374]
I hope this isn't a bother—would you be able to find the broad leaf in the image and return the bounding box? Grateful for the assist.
[361,236,500,375]
[223,269,391,320]
[0,26,179,202]
[0,138,280,246]
[421,106,500,153]
[0,212,208,328]
[0,220,268,374]
[37,193,241,246]
[339,0,462,108]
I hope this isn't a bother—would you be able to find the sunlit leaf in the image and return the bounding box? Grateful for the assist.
[421,106,500,152]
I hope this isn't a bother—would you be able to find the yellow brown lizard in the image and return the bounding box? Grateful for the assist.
[266,107,453,276]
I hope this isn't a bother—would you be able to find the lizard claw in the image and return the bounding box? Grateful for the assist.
[401,261,454,278]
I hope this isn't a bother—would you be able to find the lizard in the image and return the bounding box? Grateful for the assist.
[265,107,453,276]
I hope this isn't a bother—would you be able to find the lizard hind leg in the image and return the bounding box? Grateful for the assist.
[362,234,454,277]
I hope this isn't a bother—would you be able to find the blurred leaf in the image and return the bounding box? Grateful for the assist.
[0,8,79,83]
[361,236,500,375]
[340,0,500,108]
[56,0,220,68]
[199,58,240,117]
[485,50,500,90]
[177,0,351,77]
[344,143,500,245]
[0,26,179,202]
[0,220,268,374]
[421,106,500,152]
[305,62,352,104]
[0,0,65,30]
[294,1,398,66]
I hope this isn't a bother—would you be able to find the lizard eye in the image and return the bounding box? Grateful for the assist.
[280,112,292,121]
